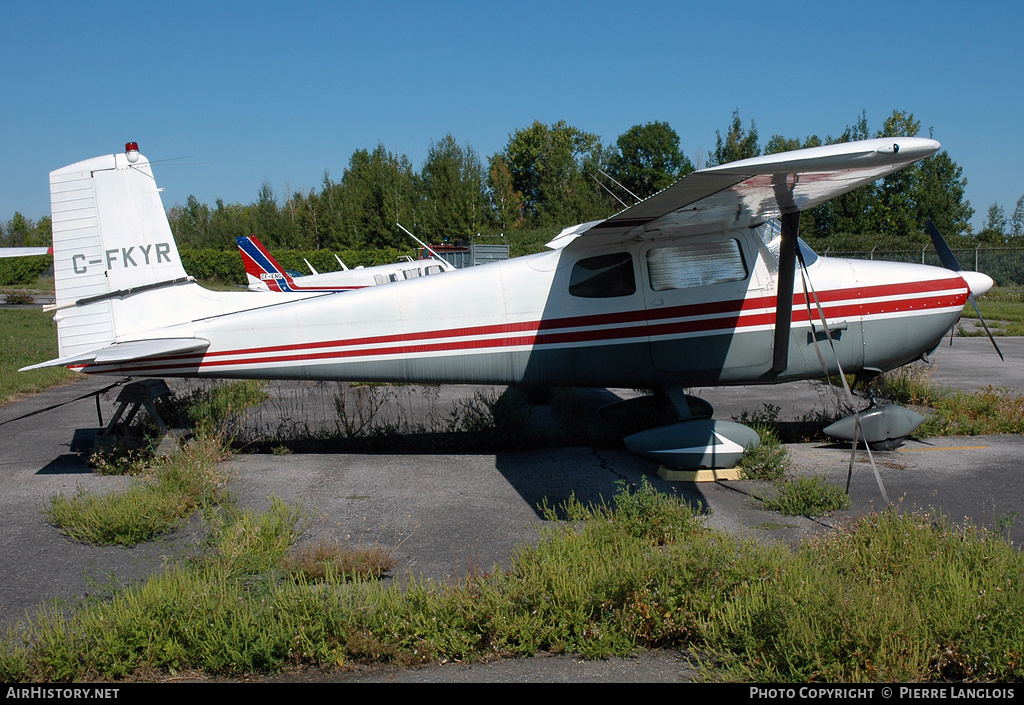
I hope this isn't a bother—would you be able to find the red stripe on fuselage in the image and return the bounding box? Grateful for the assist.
[79,276,968,375]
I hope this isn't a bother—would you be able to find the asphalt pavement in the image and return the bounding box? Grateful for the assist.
[0,336,1021,682]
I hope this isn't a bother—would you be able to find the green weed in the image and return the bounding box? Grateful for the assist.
[7,482,1024,682]
[737,425,792,484]
[875,364,945,406]
[171,380,270,438]
[703,510,1024,682]
[239,383,536,453]
[920,386,1024,436]
[960,287,1024,336]
[41,435,231,546]
[735,403,849,516]
[760,475,852,517]
[283,540,396,582]
[2,290,35,305]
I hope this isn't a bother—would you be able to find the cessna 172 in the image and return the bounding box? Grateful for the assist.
[237,234,453,293]
[22,138,995,468]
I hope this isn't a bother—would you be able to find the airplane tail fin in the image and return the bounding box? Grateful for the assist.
[24,143,212,371]
[236,235,296,291]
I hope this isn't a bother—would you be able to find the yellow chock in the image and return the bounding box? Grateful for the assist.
[657,466,742,482]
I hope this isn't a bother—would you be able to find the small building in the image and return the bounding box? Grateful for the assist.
[418,241,509,269]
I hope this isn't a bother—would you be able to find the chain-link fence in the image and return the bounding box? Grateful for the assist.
[822,247,1024,287]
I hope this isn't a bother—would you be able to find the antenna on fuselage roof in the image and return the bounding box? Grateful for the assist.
[589,173,630,209]
[596,169,642,203]
[396,223,457,271]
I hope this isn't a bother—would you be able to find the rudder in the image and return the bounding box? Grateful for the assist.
[236,235,291,291]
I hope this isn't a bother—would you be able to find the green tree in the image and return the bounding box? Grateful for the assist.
[1,213,51,247]
[208,199,255,249]
[774,112,870,238]
[871,110,923,239]
[318,170,346,248]
[336,144,419,249]
[979,202,1007,242]
[254,182,284,246]
[710,110,759,166]
[764,134,822,156]
[292,189,325,249]
[916,150,974,237]
[486,154,524,231]
[764,134,823,235]
[2,212,32,247]
[804,110,974,242]
[419,135,488,242]
[32,216,52,246]
[763,135,801,155]
[1010,194,1024,238]
[185,195,212,246]
[500,120,613,227]
[606,121,694,201]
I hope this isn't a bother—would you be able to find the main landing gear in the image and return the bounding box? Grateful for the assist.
[602,385,759,470]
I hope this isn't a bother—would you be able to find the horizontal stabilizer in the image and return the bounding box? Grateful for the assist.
[0,247,52,258]
[20,338,209,371]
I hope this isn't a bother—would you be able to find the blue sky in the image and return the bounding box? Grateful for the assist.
[2,0,1021,233]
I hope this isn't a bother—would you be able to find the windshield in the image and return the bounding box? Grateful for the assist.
[757,219,819,267]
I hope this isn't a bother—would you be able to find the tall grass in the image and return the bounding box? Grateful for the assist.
[734,405,850,518]
[8,370,1024,681]
[877,365,1024,436]
[960,286,1024,336]
[169,379,270,438]
[42,381,267,546]
[6,481,1024,682]
[760,475,851,516]
[236,382,535,453]
[42,435,231,546]
[702,510,1024,681]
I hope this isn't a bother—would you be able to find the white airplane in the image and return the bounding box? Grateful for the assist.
[237,234,453,292]
[21,139,996,468]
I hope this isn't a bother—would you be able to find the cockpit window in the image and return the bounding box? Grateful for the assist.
[569,252,636,298]
[647,239,748,291]
[757,219,819,267]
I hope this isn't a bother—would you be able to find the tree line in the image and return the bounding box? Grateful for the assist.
[4,109,1023,255]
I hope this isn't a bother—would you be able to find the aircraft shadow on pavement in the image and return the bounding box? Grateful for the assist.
[229,380,717,522]
[491,447,713,521]
[36,428,98,474]
[37,454,94,475]
[488,386,715,521]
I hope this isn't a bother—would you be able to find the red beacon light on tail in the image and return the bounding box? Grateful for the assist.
[125,142,139,163]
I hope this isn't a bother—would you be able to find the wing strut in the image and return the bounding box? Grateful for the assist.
[772,211,800,374]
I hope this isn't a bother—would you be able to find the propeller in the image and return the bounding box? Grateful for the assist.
[925,220,1003,361]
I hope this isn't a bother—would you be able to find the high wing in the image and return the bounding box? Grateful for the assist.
[555,137,940,245]
[552,136,941,373]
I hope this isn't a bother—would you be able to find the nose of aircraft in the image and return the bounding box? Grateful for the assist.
[960,271,994,298]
